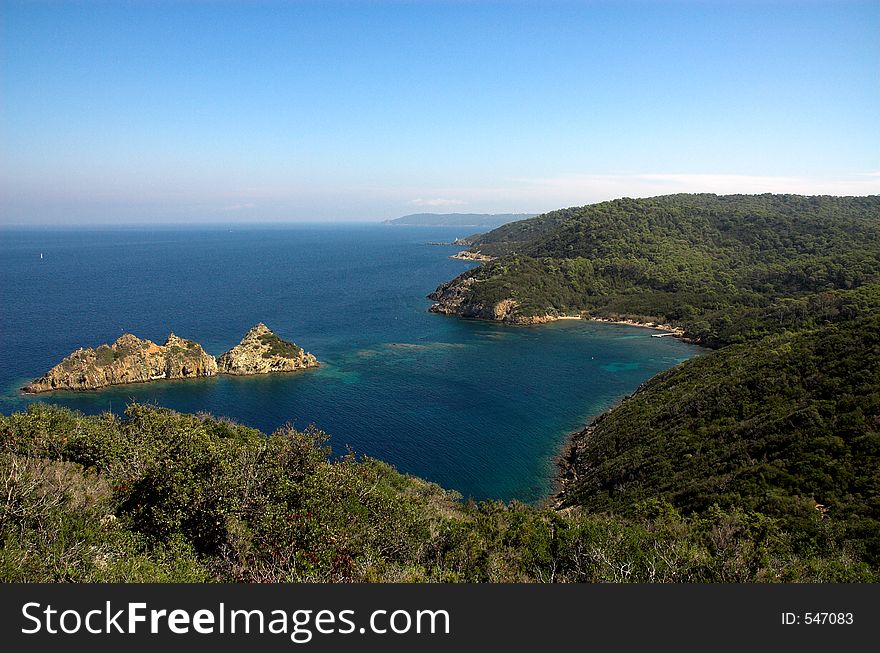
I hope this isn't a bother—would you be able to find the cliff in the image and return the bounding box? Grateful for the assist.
[428,277,555,324]
[23,333,217,393]
[23,324,318,393]
[217,323,318,374]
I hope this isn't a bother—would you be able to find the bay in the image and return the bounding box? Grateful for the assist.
[0,224,702,502]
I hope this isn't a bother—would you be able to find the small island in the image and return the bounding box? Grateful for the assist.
[217,323,318,375]
[23,323,318,393]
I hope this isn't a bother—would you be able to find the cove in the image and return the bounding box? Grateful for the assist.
[0,224,703,502]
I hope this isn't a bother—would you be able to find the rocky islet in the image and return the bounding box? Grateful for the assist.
[23,324,318,393]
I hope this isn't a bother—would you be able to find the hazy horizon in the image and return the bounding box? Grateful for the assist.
[2,1,878,225]
[2,192,879,229]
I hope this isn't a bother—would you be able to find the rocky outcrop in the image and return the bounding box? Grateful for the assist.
[429,277,686,329]
[216,323,318,375]
[24,324,318,393]
[427,276,485,317]
[23,332,218,393]
[428,278,553,324]
[450,250,494,262]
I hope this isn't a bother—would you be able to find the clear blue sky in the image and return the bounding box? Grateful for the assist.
[2,0,878,223]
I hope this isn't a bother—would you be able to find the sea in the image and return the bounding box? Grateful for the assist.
[0,224,702,502]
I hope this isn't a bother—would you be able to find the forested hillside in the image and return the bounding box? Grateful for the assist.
[558,315,880,566]
[437,194,880,346]
[432,193,880,574]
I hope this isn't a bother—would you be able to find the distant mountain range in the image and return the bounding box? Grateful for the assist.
[383,213,536,228]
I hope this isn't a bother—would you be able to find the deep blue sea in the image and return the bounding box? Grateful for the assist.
[0,224,702,502]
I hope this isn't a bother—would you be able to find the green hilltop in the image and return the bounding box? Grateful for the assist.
[559,314,880,566]
[436,193,880,346]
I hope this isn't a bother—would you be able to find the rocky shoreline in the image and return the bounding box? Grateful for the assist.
[449,250,495,262]
[427,274,694,507]
[551,410,616,509]
[550,425,596,510]
[428,281,688,334]
[23,323,318,393]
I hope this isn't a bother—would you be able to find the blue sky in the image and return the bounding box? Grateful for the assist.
[1,0,878,223]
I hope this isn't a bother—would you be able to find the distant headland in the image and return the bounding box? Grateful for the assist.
[383,213,536,228]
[23,323,318,393]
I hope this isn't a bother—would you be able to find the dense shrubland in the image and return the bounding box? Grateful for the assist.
[1,403,875,582]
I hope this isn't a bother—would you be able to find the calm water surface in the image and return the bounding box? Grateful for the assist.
[0,224,702,501]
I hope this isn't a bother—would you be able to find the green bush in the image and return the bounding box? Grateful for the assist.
[1,404,874,582]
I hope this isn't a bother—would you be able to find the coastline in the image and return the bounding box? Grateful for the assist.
[506,311,688,338]
[582,316,686,337]
[546,362,671,509]
[521,311,685,335]
[426,288,703,504]
[538,317,697,508]
[549,416,610,510]
[19,365,320,396]
[427,304,698,507]
[449,250,495,262]
[427,279,689,338]
[547,425,594,510]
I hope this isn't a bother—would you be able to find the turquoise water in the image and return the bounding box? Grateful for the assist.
[0,224,702,502]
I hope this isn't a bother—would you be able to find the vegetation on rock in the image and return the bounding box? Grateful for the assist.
[216,324,317,374]
[258,332,303,359]
[24,333,218,393]
[25,324,317,393]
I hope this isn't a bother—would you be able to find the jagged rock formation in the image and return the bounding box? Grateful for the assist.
[23,324,318,393]
[217,323,318,375]
[23,333,217,393]
[427,278,555,324]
